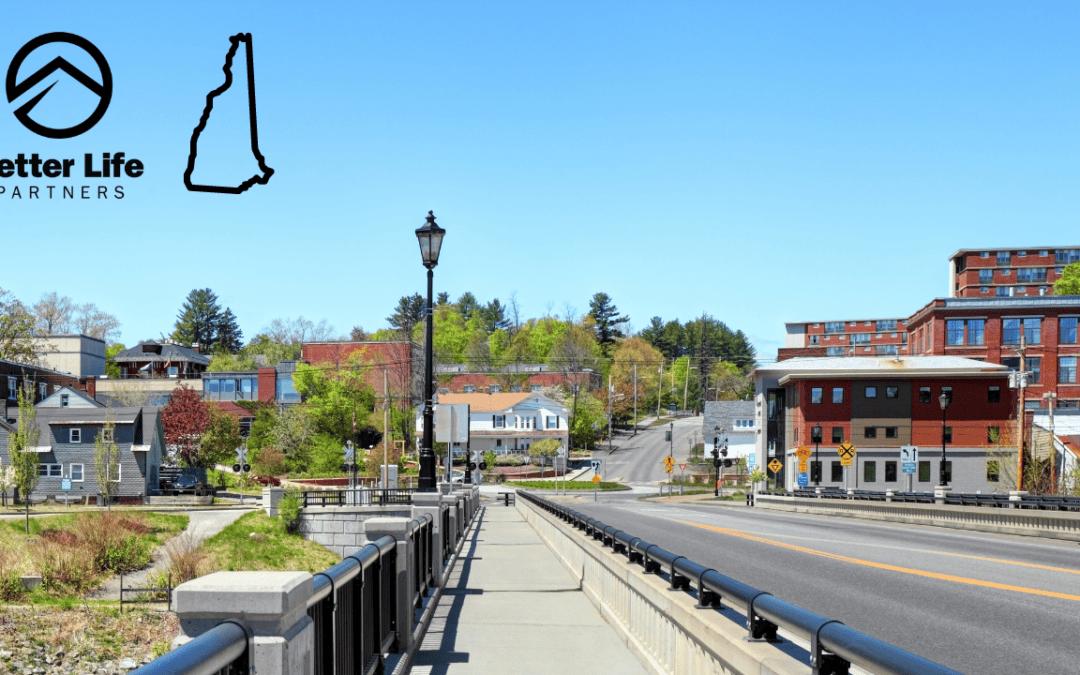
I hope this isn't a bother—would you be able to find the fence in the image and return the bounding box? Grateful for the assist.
[130,621,249,675]
[519,491,959,675]
[770,488,1080,511]
[300,488,415,507]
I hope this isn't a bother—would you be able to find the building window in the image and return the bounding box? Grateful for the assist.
[997,251,1011,266]
[876,319,897,332]
[1029,357,1042,384]
[1061,317,1078,344]
[996,286,1011,297]
[885,461,897,482]
[864,461,876,483]
[824,322,845,334]
[101,428,114,443]
[918,461,931,482]
[825,347,846,357]
[988,426,1000,443]
[919,387,931,404]
[809,335,819,345]
[60,393,70,407]
[864,427,877,439]
[462,385,476,393]
[978,269,993,284]
[988,386,1001,403]
[530,384,542,392]
[864,386,877,399]
[488,385,501,394]
[980,286,989,294]
[831,427,843,443]
[70,463,84,481]
[979,251,989,258]
[985,460,1000,482]
[438,387,449,395]
[946,319,965,346]
[968,319,985,345]
[1002,318,1020,344]
[885,386,899,399]
[108,463,121,482]
[6,376,15,400]
[830,461,843,482]
[851,333,871,345]
[493,415,506,428]
[545,416,559,429]
[1023,318,1041,344]
[1060,356,1078,384]
[831,387,843,404]
[38,464,62,477]
[885,427,898,438]
[944,426,953,443]
[70,429,81,443]
[810,387,822,404]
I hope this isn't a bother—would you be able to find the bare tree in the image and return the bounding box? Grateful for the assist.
[0,289,38,363]
[33,292,76,334]
[74,303,121,341]
[264,317,336,344]
[508,292,522,336]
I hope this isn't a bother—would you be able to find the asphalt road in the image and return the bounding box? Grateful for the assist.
[564,496,1080,674]
[592,415,702,484]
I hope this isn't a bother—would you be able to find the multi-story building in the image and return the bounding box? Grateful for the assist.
[779,318,908,360]
[33,334,106,378]
[93,341,211,407]
[301,340,421,405]
[948,246,1080,298]
[906,296,1080,411]
[435,363,595,395]
[753,356,1017,493]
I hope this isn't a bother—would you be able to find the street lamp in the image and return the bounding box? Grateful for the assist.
[811,425,822,486]
[415,210,446,492]
[938,391,951,486]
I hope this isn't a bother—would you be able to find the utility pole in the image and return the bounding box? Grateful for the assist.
[607,372,613,454]
[1015,334,1027,490]
[382,369,389,488]
[1045,391,1058,493]
[656,360,664,418]
[632,363,638,436]
[682,364,693,413]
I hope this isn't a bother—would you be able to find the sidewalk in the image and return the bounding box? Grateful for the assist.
[410,502,646,675]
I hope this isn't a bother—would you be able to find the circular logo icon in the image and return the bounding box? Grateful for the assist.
[5,32,112,139]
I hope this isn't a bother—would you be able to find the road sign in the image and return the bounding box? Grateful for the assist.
[664,456,674,474]
[797,472,809,488]
[592,473,601,484]
[797,459,809,473]
[795,446,812,460]
[61,478,71,491]
[747,453,757,469]
[767,458,783,474]
[837,442,856,467]
[901,445,918,475]
[679,463,686,471]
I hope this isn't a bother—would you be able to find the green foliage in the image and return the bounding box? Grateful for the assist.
[309,433,355,475]
[588,292,629,355]
[483,449,497,471]
[0,288,37,363]
[568,390,605,449]
[200,407,243,467]
[172,288,222,348]
[93,420,120,505]
[530,438,561,459]
[11,386,40,528]
[205,511,339,572]
[277,492,303,534]
[293,360,376,442]
[105,342,125,379]
[207,351,258,372]
[1055,262,1080,295]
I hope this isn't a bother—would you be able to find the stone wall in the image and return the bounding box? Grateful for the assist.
[297,505,414,557]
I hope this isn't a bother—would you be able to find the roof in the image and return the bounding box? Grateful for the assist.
[754,356,1009,383]
[785,318,906,328]
[703,401,755,435]
[0,358,83,379]
[435,392,558,413]
[34,333,107,344]
[37,386,103,408]
[949,246,1078,259]
[907,295,1080,325]
[112,342,211,366]
[36,407,142,425]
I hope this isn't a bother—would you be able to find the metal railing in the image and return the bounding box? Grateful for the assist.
[308,535,398,675]
[520,491,959,675]
[130,621,249,675]
[411,513,434,605]
[300,488,415,507]
[441,507,452,558]
[769,489,1080,512]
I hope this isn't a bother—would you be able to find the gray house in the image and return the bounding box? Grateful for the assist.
[0,407,164,503]
[37,386,104,410]
[703,400,757,460]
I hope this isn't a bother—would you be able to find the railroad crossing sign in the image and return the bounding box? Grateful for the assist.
[837,442,856,467]
[767,458,783,474]
[664,456,674,474]
[900,445,918,474]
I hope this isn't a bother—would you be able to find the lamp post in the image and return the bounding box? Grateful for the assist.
[811,425,822,486]
[415,210,446,492]
[938,391,951,486]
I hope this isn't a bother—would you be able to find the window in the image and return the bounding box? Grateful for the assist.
[530,384,542,392]
[980,286,989,294]
[979,251,990,258]
[919,387,931,404]
[885,385,899,399]
[967,319,985,345]
[493,415,506,428]
[987,426,1000,443]
[996,286,1011,297]
[864,426,877,439]
[1023,318,1041,344]
[6,376,14,400]
[38,382,46,400]
[37,464,62,477]
[826,347,846,357]
[851,333,871,345]
[864,461,876,483]
[831,461,843,482]
[69,428,81,443]
[944,426,953,443]
[70,463,84,482]
[167,366,179,378]
[60,393,70,407]
[832,387,843,404]
[1056,249,1080,264]
[462,384,476,393]
[101,428,114,443]
[1061,317,1078,344]
[811,387,822,404]
[885,427,898,438]
[206,378,221,399]
[864,386,877,399]
[978,269,993,284]
[276,376,300,403]
[876,319,897,332]
[437,387,449,395]
[1002,318,1021,344]
[108,463,121,482]
[1060,356,1078,384]
[734,419,754,429]
[997,251,1011,266]
[986,460,1000,482]
[918,461,931,482]
[946,319,965,346]
[988,386,1001,403]
[831,427,843,443]
[1029,357,1042,384]
[545,416,559,429]
[809,335,819,345]
[824,321,845,334]
[885,461,897,482]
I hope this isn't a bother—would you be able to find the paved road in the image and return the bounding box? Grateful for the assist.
[564,496,1080,674]
[592,415,702,484]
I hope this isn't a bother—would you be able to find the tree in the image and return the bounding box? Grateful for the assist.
[568,390,605,450]
[1055,262,1080,295]
[10,385,40,532]
[94,419,120,509]
[610,337,663,419]
[709,361,753,400]
[215,308,243,353]
[201,407,243,468]
[436,292,450,306]
[350,325,368,341]
[0,288,37,363]
[386,294,425,339]
[162,385,212,466]
[172,288,222,348]
[271,406,317,472]
[293,360,377,443]
[105,343,125,379]
[33,292,75,334]
[548,323,600,373]
[530,438,561,475]
[479,299,511,333]
[73,303,121,341]
[456,292,479,321]
[587,292,628,355]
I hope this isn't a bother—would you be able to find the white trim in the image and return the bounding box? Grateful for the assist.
[29,445,52,453]
[69,428,81,443]
[69,463,84,482]
[130,444,151,452]
[37,463,62,477]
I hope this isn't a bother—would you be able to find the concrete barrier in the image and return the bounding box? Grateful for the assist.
[755,494,1080,542]
[517,497,804,675]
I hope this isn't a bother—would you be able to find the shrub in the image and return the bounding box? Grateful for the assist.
[31,538,96,594]
[495,454,527,467]
[278,491,302,534]
[253,447,287,476]
[163,533,207,584]
[0,548,25,601]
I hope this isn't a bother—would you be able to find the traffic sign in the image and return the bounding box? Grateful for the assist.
[797,472,809,488]
[901,445,918,475]
[767,458,783,474]
[664,456,674,474]
[795,446,812,460]
[797,459,809,474]
[837,442,856,467]
[61,478,71,491]
[747,453,758,469]
[592,473,601,484]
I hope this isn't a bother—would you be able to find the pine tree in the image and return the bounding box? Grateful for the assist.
[172,288,222,349]
[480,299,511,332]
[456,292,479,320]
[588,292,628,356]
[386,294,425,338]
[215,307,243,353]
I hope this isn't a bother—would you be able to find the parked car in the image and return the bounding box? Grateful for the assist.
[450,470,465,485]
[170,468,210,495]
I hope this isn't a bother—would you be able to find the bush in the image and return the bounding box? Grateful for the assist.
[0,549,25,601]
[163,533,208,584]
[494,454,527,467]
[278,491,302,534]
[253,447,287,476]
[31,538,96,594]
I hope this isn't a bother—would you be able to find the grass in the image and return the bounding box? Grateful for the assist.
[510,480,629,491]
[202,511,339,573]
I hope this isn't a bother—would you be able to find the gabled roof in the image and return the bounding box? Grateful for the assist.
[435,392,566,413]
[36,407,141,425]
[112,342,211,366]
[37,386,103,409]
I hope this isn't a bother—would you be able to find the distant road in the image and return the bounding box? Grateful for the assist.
[566,496,1080,674]
[592,415,701,484]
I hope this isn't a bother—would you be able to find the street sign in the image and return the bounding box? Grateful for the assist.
[61,478,71,491]
[797,459,809,473]
[797,472,809,487]
[901,445,918,474]
[747,453,758,469]
[664,456,674,473]
[767,458,783,474]
[592,473,601,484]
[837,442,856,467]
[795,446,812,461]
[679,463,686,471]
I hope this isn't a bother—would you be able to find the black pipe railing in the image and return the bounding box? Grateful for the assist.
[519,491,959,675]
[300,488,416,507]
[767,489,1080,512]
[130,621,249,675]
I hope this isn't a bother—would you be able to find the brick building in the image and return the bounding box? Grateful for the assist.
[949,246,1080,298]
[780,318,907,360]
[2,359,82,423]
[435,363,594,394]
[301,340,421,405]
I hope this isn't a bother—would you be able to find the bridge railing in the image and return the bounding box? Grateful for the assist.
[520,490,960,675]
[767,488,1080,511]
[300,488,416,507]
[130,620,249,675]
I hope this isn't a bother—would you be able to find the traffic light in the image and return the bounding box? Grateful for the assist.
[720,447,728,458]
[468,462,477,471]
[479,461,487,470]
[723,458,732,468]
[712,437,720,460]
[357,427,383,449]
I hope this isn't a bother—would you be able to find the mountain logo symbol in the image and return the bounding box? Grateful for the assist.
[5,32,112,139]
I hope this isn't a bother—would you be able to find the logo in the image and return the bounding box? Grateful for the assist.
[5,32,112,139]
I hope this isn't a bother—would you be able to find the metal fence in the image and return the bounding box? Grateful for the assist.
[770,488,1080,512]
[301,488,415,507]
[130,621,249,675]
[411,513,434,605]
[519,491,960,675]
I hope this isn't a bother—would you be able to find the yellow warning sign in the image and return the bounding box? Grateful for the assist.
[592,473,601,484]
[664,456,674,474]
[837,442,856,467]
[798,459,809,473]
[768,458,783,474]
[795,446,812,461]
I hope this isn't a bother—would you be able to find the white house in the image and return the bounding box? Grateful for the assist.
[703,400,756,459]
[37,386,104,409]
[417,392,570,455]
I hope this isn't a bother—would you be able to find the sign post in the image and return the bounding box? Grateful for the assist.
[837,442,856,490]
[592,472,601,502]
[900,445,918,491]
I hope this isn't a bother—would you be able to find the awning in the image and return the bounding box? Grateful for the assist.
[131,444,151,453]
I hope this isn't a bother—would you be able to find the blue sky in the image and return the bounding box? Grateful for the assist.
[2,2,1078,361]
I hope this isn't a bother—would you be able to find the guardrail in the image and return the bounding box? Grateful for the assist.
[519,491,959,675]
[130,621,249,675]
[768,488,1080,512]
[301,488,415,507]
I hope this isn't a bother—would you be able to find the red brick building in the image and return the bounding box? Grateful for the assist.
[301,341,421,405]
[779,318,908,360]
[949,247,1080,298]
[435,364,594,394]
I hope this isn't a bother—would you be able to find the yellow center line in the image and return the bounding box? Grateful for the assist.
[681,520,1080,603]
